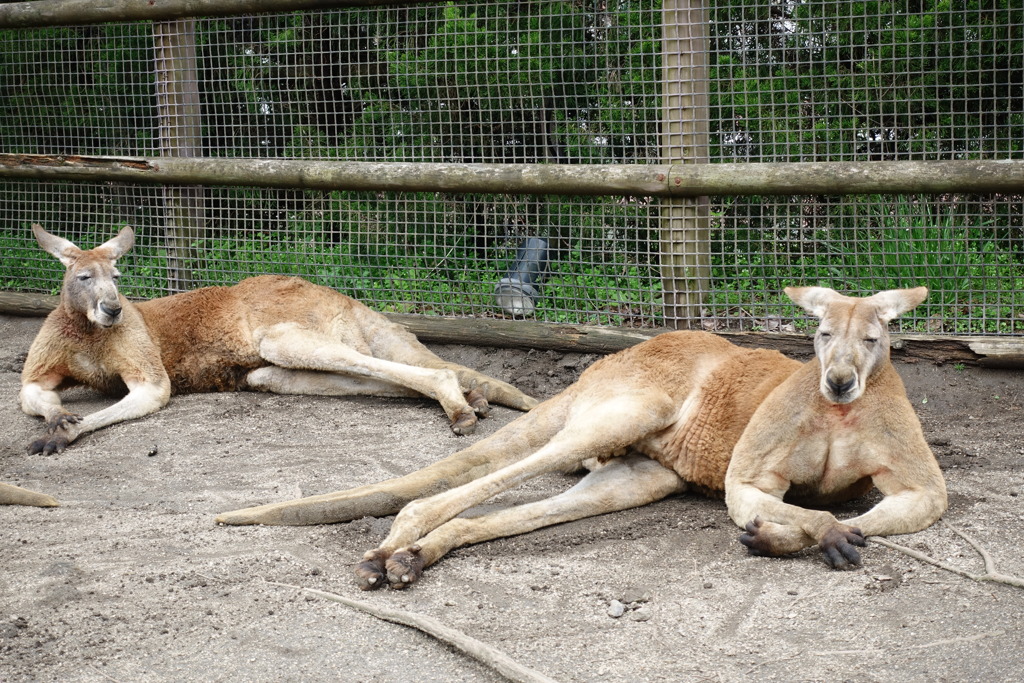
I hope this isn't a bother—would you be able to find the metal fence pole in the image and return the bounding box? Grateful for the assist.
[154,18,206,291]
[660,0,711,329]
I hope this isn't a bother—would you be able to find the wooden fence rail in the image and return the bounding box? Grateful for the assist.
[2,291,1022,367]
[4,155,1024,198]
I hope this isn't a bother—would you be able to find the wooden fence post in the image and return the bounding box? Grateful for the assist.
[154,18,206,291]
[660,0,711,329]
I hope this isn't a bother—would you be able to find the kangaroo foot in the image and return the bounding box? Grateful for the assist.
[818,525,865,569]
[450,408,478,436]
[465,388,491,417]
[355,549,389,591]
[385,545,425,590]
[29,432,70,456]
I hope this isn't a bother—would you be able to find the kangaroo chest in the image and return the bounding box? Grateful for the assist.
[786,405,875,495]
[65,348,129,395]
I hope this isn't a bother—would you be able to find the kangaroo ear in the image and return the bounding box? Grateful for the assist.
[32,223,82,267]
[870,287,929,323]
[96,226,135,261]
[784,286,842,319]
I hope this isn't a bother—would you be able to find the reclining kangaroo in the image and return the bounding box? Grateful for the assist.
[19,224,537,460]
[217,286,948,589]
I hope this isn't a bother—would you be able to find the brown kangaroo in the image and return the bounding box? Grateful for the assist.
[217,287,947,590]
[19,224,538,460]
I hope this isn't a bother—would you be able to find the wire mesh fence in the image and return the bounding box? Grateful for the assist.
[1,1,1022,336]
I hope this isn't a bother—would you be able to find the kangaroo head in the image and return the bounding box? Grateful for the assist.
[33,223,135,329]
[785,286,928,405]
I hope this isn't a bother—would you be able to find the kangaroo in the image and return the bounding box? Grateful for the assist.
[217,287,947,590]
[19,224,538,456]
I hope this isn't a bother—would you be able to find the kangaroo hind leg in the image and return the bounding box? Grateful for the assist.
[359,389,678,589]
[255,322,482,434]
[358,317,539,413]
[384,455,686,589]
[246,366,422,398]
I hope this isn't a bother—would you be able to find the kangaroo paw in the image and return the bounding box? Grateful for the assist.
[465,388,491,417]
[819,525,865,569]
[354,549,389,591]
[385,545,425,590]
[739,517,776,556]
[46,412,81,432]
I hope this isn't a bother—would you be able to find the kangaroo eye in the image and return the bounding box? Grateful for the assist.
[77,274,91,281]
[819,331,831,339]
[864,338,878,345]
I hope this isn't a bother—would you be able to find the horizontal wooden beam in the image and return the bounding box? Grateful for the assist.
[396,313,1024,367]
[4,291,1020,367]
[3,154,1024,197]
[0,291,59,317]
[0,0,433,29]
[388,313,661,354]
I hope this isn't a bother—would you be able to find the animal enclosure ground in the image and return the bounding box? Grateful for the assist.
[1,313,1023,682]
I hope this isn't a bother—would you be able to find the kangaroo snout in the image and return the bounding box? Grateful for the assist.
[825,372,856,399]
[94,298,124,327]
[100,301,122,319]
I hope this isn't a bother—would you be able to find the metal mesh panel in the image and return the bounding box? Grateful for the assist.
[193,6,661,162]
[707,194,1024,335]
[0,23,156,155]
[1,2,1022,336]
[0,180,663,327]
[709,2,1024,162]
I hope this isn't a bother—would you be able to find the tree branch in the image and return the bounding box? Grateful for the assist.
[869,519,1024,589]
[266,581,558,683]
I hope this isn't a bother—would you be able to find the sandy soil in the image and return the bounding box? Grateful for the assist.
[2,312,1023,682]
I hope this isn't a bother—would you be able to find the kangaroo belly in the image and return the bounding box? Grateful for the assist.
[137,290,265,395]
[164,351,265,394]
[637,349,800,493]
[637,406,736,493]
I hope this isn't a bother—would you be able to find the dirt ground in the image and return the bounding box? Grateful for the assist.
[2,313,1023,683]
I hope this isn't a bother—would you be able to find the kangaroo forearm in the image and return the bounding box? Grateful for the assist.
[727,483,838,540]
[20,383,66,421]
[845,490,947,537]
[75,384,168,435]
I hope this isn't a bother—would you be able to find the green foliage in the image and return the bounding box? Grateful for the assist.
[1,3,1023,333]
[709,0,1024,162]
[0,25,154,154]
[824,201,991,302]
[708,194,1024,333]
[193,3,660,163]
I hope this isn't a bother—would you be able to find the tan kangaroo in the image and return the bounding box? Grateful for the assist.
[19,224,538,457]
[217,286,947,590]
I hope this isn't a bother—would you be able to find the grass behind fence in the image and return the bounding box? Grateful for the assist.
[707,196,1024,334]
[2,193,1022,335]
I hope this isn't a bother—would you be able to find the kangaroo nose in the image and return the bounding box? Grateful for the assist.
[826,375,856,396]
[100,301,122,318]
